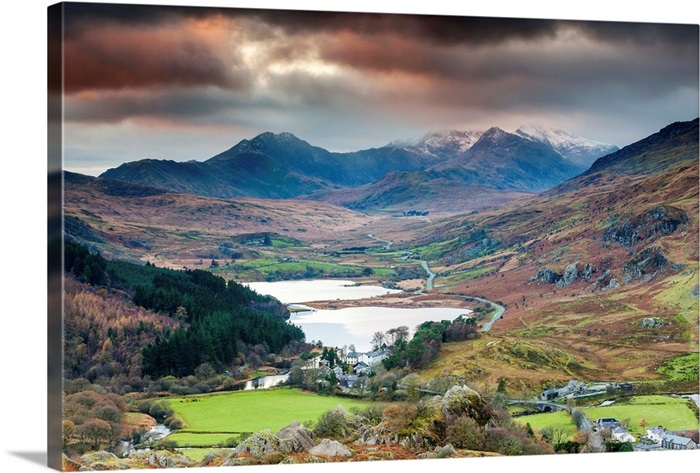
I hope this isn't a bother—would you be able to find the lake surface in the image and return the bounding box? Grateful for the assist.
[290,306,471,352]
[245,279,402,304]
[245,279,470,352]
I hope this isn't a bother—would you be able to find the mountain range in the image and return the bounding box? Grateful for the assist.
[100,125,619,211]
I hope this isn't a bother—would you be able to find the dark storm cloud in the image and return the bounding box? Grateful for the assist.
[66,88,254,123]
[63,30,243,93]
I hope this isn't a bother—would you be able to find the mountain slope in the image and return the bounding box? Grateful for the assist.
[432,127,587,191]
[403,118,698,383]
[550,118,699,196]
[515,125,619,168]
[321,127,588,211]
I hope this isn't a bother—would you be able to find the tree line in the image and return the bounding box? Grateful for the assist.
[64,241,305,379]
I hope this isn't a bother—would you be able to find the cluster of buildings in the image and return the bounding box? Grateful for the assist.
[299,348,389,390]
[595,418,636,443]
[595,417,698,450]
[642,426,698,450]
[540,380,633,401]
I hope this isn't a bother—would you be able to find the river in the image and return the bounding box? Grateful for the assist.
[246,279,470,352]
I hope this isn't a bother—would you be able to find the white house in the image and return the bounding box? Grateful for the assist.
[612,427,636,443]
[646,426,668,444]
[366,349,387,365]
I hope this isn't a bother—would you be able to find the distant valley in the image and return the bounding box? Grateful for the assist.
[64,118,698,386]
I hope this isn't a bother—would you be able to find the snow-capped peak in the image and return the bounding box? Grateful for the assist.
[388,129,483,157]
[515,125,619,168]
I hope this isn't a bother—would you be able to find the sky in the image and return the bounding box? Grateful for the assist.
[55,2,699,176]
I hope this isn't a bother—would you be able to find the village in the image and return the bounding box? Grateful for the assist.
[290,347,698,452]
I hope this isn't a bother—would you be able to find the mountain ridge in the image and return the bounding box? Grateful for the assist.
[99,125,622,211]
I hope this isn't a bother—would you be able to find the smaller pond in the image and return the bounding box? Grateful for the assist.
[244,373,290,390]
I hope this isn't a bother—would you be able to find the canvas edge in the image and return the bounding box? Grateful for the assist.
[48,2,65,471]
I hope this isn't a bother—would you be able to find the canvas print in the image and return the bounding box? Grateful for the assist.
[48,2,700,471]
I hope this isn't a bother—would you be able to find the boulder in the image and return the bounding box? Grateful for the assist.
[277,421,316,452]
[582,263,595,281]
[556,262,579,287]
[529,267,562,284]
[79,451,131,471]
[129,450,196,469]
[438,385,493,427]
[308,439,352,458]
[640,318,663,328]
[232,430,293,459]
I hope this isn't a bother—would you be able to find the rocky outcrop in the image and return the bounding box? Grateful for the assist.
[529,267,562,284]
[308,439,352,458]
[556,262,579,287]
[582,263,595,281]
[640,318,664,328]
[622,246,669,283]
[231,429,293,458]
[277,421,316,452]
[601,277,620,291]
[436,385,494,427]
[419,444,459,459]
[128,450,197,469]
[79,451,131,471]
[601,205,689,247]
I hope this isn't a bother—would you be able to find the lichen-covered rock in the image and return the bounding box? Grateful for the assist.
[277,421,316,452]
[640,318,663,328]
[232,430,293,459]
[438,385,493,427]
[601,206,688,248]
[129,449,197,468]
[419,444,459,459]
[62,453,84,471]
[623,246,669,282]
[220,455,260,467]
[601,278,620,291]
[556,262,579,287]
[582,263,595,281]
[529,267,562,284]
[308,439,352,458]
[79,451,131,471]
[198,451,229,467]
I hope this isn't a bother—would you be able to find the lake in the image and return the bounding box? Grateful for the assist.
[245,279,470,352]
[245,279,402,304]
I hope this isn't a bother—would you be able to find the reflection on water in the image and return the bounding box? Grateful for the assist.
[244,373,289,390]
[245,279,402,304]
[246,279,471,353]
[290,306,470,352]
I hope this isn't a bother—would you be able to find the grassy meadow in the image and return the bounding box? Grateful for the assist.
[581,395,698,439]
[513,410,578,441]
[162,388,381,447]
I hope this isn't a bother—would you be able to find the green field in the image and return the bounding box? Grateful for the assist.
[657,353,699,381]
[179,448,234,462]
[162,388,381,447]
[513,411,578,441]
[582,395,698,439]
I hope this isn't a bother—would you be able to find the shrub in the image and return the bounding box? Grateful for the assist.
[446,416,485,450]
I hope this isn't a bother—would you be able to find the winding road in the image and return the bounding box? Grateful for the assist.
[366,234,505,333]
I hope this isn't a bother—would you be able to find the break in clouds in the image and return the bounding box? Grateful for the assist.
[58,3,699,172]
